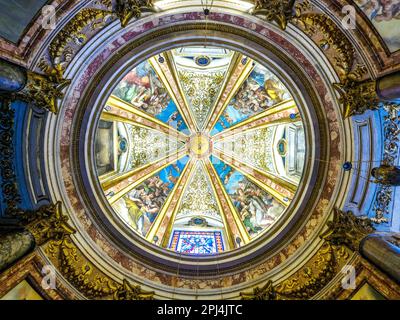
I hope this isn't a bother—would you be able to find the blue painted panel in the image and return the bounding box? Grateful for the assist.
[12,100,35,211]
[0,100,34,218]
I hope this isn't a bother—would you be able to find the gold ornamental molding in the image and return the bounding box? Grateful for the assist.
[0,196,153,300]
[239,209,375,300]
[23,202,76,247]
[240,280,276,300]
[0,67,70,115]
[40,6,114,80]
[40,1,157,78]
[292,10,356,80]
[15,71,70,114]
[251,0,366,84]
[45,237,155,300]
[320,208,375,252]
[2,201,76,248]
[48,8,112,66]
[251,0,309,31]
[114,0,156,28]
[333,78,380,118]
[67,21,329,280]
[1,0,394,78]
[240,242,344,300]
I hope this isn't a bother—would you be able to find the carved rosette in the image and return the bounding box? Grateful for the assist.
[320,208,375,252]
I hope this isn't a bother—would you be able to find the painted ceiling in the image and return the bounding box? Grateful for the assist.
[0,0,398,52]
[95,46,305,255]
[353,0,400,52]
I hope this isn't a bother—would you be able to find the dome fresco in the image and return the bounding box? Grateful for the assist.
[1,0,400,302]
[95,46,305,255]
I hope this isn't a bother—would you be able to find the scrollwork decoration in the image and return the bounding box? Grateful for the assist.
[113,279,154,300]
[0,98,23,217]
[22,202,76,246]
[240,280,276,300]
[240,210,370,300]
[114,0,155,27]
[54,237,155,300]
[48,8,113,73]
[320,208,375,251]
[252,0,300,30]
[371,103,400,224]
[15,71,70,114]
[240,243,343,300]
[274,243,336,299]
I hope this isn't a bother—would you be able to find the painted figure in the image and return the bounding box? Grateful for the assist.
[124,192,145,233]
[212,63,291,134]
[117,163,184,236]
[355,0,400,21]
[113,61,170,116]
[230,177,284,236]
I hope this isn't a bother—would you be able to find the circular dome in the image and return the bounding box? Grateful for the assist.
[54,14,337,287]
[94,46,306,255]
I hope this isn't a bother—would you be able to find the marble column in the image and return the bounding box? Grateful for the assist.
[377,71,400,102]
[0,230,35,272]
[0,58,27,93]
[0,58,69,114]
[0,202,74,273]
[360,233,400,283]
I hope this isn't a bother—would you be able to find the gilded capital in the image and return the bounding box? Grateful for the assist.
[333,79,380,118]
[24,202,76,246]
[18,71,70,114]
[114,0,155,28]
[320,208,375,251]
[252,0,299,30]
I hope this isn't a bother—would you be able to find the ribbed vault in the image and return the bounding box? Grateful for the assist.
[0,0,399,301]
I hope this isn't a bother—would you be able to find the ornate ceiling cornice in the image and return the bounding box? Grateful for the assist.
[239,209,376,300]
[1,0,399,75]
[2,0,399,300]
[32,9,348,299]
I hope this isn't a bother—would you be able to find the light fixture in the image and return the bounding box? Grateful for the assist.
[201,0,215,47]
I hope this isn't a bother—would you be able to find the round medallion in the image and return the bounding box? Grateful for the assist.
[195,55,211,66]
